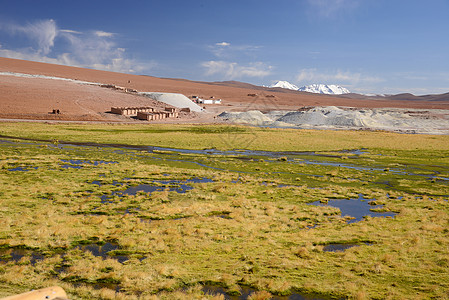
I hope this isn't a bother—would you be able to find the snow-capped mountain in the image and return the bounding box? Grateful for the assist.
[298,84,350,95]
[270,80,299,90]
[269,81,350,95]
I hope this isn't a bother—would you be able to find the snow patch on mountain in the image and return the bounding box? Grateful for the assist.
[269,80,350,95]
[298,84,350,95]
[270,80,299,90]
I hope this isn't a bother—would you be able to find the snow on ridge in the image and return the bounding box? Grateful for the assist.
[298,84,350,95]
[268,80,350,95]
[270,80,299,90]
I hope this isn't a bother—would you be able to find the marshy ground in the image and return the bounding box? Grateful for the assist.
[0,123,448,299]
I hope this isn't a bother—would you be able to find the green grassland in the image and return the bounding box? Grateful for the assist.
[1,122,448,151]
[0,122,448,299]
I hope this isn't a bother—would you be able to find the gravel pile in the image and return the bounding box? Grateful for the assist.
[218,110,274,126]
[219,106,449,134]
[140,92,203,112]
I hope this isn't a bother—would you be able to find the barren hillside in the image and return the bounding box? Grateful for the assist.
[1,57,448,122]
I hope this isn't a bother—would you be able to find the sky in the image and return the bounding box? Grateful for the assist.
[0,0,448,95]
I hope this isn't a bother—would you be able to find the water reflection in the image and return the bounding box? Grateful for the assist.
[309,194,396,223]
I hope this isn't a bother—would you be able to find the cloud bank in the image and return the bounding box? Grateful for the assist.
[0,19,147,74]
[209,41,262,59]
[215,42,230,47]
[202,61,272,80]
[202,41,270,80]
[296,68,382,85]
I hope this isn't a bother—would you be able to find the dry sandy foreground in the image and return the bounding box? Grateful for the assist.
[1,57,449,132]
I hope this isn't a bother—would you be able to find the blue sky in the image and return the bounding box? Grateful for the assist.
[1,0,448,95]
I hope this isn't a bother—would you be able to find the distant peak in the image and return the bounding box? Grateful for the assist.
[268,81,350,95]
[298,84,350,95]
[270,80,299,91]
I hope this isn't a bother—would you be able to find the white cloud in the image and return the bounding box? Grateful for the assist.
[94,30,115,37]
[216,42,230,47]
[0,48,61,64]
[307,0,360,18]
[0,19,149,74]
[209,42,262,59]
[4,19,58,55]
[57,30,144,73]
[296,68,382,85]
[202,61,272,79]
[60,29,82,34]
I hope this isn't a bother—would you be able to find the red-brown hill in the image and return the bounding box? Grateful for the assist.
[1,57,448,121]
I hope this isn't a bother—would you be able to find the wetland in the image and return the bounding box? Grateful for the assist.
[0,123,448,299]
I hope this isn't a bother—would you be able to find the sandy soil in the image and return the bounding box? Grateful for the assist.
[1,57,449,123]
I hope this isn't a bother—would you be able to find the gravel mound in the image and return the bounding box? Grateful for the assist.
[218,110,274,126]
[140,92,203,112]
[219,106,449,134]
[278,107,366,127]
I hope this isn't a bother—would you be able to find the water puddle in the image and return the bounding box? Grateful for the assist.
[309,194,396,223]
[322,242,372,252]
[0,247,44,265]
[100,177,213,202]
[60,159,118,169]
[155,147,374,174]
[165,158,228,171]
[120,177,213,195]
[207,211,232,219]
[337,149,368,155]
[61,164,83,169]
[432,176,449,184]
[3,136,444,181]
[301,160,379,172]
[0,135,366,162]
[7,166,38,172]
[0,242,131,267]
[375,181,393,187]
[74,243,129,263]
[51,243,131,292]
[91,180,122,186]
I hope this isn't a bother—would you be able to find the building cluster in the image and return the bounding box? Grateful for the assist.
[189,96,222,104]
[110,107,154,115]
[110,106,183,121]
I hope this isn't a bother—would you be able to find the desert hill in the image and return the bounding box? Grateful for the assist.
[0,57,448,122]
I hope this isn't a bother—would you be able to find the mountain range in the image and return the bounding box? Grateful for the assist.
[270,81,350,95]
